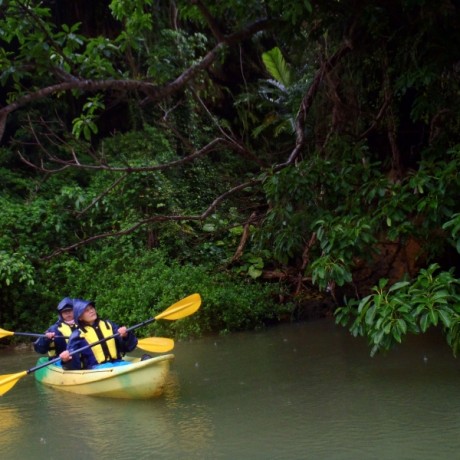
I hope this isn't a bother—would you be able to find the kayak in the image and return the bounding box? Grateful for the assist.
[34,354,174,399]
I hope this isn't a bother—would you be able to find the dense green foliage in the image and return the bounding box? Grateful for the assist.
[1,0,460,356]
[336,264,460,356]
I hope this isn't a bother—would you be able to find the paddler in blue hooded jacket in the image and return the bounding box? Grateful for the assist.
[59,298,138,370]
[34,297,78,359]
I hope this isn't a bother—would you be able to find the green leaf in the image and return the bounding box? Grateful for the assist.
[429,309,438,326]
[262,47,291,88]
[202,224,215,232]
[420,313,429,332]
[357,295,373,313]
[392,326,402,343]
[388,280,410,293]
[365,304,376,325]
[438,309,452,328]
[397,318,407,335]
[248,266,262,279]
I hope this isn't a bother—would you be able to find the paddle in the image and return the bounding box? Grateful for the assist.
[0,293,201,396]
[0,327,174,353]
[0,329,69,339]
[137,337,174,353]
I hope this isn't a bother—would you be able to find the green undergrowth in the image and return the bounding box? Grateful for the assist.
[32,247,292,340]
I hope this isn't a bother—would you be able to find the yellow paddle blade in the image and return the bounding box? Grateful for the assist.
[155,293,201,321]
[0,371,28,397]
[0,328,14,339]
[137,337,174,353]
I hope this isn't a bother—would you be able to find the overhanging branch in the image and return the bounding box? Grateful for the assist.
[0,18,271,143]
[43,178,261,259]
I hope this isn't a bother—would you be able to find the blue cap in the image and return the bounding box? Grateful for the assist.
[57,297,74,312]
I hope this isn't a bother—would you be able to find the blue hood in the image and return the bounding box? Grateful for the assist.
[57,297,74,314]
[73,298,95,324]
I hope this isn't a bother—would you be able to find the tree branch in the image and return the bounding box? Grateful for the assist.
[43,178,262,259]
[18,135,226,173]
[76,173,128,217]
[274,39,353,170]
[191,0,226,42]
[0,18,271,143]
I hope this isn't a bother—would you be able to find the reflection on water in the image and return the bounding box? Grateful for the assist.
[0,405,21,447]
[1,320,460,459]
[31,372,215,460]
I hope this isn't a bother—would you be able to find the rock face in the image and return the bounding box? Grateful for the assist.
[265,233,454,323]
[290,237,428,321]
[351,237,425,297]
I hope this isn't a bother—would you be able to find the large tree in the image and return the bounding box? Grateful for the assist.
[1,0,460,353]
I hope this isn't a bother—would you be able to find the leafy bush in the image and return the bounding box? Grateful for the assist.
[53,245,288,339]
[335,264,460,356]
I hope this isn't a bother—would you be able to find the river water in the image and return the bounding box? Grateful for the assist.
[1,319,460,460]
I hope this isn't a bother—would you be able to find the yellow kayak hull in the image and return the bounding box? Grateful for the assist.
[34,354,174,399]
